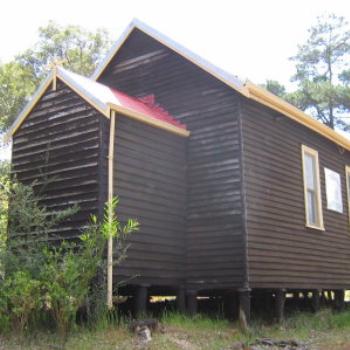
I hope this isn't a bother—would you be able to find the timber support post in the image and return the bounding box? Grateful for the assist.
[312,290,321,313]
[275,289,286,322]
[176,286,186,313]
[135,285,149,317]
[106,110,116,310]
[224,290,238,321]
[334,290,345,312]
[186,290,198,316]
[238,289,251,329]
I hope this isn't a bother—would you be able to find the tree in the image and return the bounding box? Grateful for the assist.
[0,62,37,132]
[290,14,350,129]
[261,80,287,98]
[0,161,10,263]
[0,21,111,134]
[16,21,111,79]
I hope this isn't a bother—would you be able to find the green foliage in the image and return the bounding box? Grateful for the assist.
[1,271,41,333]
[0,62,37,131]
[0,21,111,133]
[261,80,287,99]
[38,216,112,336]
[0,178,80,333]
[0,160,10,257]
[101,197,139,266]
[102,197,120,239]
[0,176,138,336]
[290,14,350,129]
[4,180,79,279]
[16,21,111,79]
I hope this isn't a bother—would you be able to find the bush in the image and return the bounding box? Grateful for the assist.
[2,271,41,332]
[0,178,139,336]
[39,220,106,336]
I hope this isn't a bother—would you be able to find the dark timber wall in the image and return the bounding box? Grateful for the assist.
[11,80,105,240]
[240,97,350,290]
[113,116,187,289]
[98,29,245,291]
[11,26,350,297]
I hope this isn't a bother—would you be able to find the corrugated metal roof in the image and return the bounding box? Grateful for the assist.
[59,67,186,130]
[91,19,350,151]
[91,19,247,95]
[3,67,188,143]
[5,20,350,149]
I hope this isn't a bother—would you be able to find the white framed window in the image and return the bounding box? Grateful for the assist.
[345,166,350,223]
[301,145,324,230]
[324,168,343,213]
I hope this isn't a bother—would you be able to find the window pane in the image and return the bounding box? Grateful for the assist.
[307,189,317,225]
[305,154,315,190]
[325,168,343,213]
[302,146,323,228]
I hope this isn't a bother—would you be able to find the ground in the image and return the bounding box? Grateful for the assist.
[1,309,350,349]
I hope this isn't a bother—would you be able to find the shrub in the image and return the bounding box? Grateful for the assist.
[0,177,139,336]
[2,271,41,333]
[39,201,138,336]
[39,222,105,336]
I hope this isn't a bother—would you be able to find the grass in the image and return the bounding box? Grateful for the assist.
[2,309,350,349]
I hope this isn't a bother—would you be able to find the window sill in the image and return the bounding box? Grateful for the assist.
[305,224,325,231]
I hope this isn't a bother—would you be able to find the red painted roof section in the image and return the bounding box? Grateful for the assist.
[110,89,187,130]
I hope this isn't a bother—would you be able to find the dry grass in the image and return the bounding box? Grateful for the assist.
[1,309,350,349]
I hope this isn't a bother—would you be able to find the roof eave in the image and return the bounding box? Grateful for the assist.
[91,19,247,96]
[245,81,350,151]
[3,71,55,144]
[108,102,190,137]
[91,21,136,81]
[57,68,109,117]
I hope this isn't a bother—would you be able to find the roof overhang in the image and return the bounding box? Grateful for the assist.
[91,19,248,97]
[4,20,350,150]
[108,102,190,137]
[243,82,350,151]
[3,68,189,143]
[91,18,350,152]
[3,71,55,144]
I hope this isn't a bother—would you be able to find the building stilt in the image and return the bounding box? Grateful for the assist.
[334,290,345,312]
[312,290,321,313]
[224,290,238,321]
[176,287,186,313]
[275,289,286,322]
[135,285,148,317]
[238,289,251,330]
[186,290,198,316]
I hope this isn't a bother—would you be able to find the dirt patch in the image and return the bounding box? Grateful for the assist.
[166,333,199,350]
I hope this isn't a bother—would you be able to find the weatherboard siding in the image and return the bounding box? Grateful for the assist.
[98,28,245,290]
[111,116,187,287]
[241,97,350,290]
[11,80,104,240]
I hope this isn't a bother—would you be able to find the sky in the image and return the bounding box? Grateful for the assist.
[0,0,350,160]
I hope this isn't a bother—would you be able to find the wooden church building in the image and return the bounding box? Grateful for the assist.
[6,19,350,321]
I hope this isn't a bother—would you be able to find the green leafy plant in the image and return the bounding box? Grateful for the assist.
[2,271,41,333]
[0,178,139,337]
[39,227,105,336]
[0,178,78,334]
[38,199,138,337]
[102,197,139,265]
